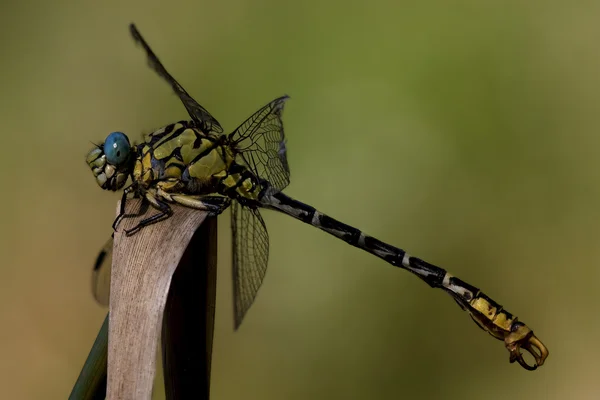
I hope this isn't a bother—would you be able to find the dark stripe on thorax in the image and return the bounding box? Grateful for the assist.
[189,136,224,165]
[148,123,182,147]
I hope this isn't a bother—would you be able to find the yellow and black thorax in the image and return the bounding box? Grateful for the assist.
[137,121,265,202]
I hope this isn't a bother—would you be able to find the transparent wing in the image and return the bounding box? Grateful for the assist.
[229,96,290,194]
[91,236,113,307]
[129,23,223,134]
[231,201,270,329]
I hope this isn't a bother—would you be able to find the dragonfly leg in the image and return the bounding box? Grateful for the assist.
[170,194,231,216]
[112,188,131,231]
[123,191,173,236]
[112,185,148,231]
[112,198,151,232]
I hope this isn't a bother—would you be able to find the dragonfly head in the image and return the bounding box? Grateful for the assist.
[504,321,549,371]
[86,132,133,191]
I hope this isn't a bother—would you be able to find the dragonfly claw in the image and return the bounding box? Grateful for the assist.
[505,323,549,371]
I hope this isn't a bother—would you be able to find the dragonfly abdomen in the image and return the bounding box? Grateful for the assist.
[261,191,548,369]
[262,191,447,282]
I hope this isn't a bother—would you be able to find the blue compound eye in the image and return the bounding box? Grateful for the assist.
[103,132,131,165]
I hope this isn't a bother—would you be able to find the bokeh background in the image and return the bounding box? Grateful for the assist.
[1,0,599,399]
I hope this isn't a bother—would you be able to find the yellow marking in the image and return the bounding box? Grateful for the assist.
[236,177,260,200]
[213,170,227,179]
[153,128,216,165]
[152,123,185,148]
[133,159,143,181]
[138,151,153,185]
[222,175,238,189]
[491,311,513,331]
[142,169,153,183]
[164,164,183,179]
[241,178,253,191]
[188,148,226,180]
[471,297,497,319]
[153,128,193,160]
[157,180,180,192]
[236,187,251,199]
[142,151,152,170]
[180,139,212,165]
[466,295,517,339]
[171,194,214,210]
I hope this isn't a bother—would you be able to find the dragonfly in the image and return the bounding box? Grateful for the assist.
[88,23,548,371]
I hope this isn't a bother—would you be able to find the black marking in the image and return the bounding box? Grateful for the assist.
[192,129,205,149]
[408,257,447,287]
[222,169,258,197]
[502,309,515,322]
[273,192,314,214]
[264,192,456,290]
[256,179,271,201]
[363,236,404,265]
[510,321,525,332]
[147,123,183,147]
[218,141,229,164]
[269,192,315,223]
[228,162,247,175]
[189,137,221,165]
[317,214,361,245]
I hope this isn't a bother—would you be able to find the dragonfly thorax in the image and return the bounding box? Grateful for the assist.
[130,122,234,194]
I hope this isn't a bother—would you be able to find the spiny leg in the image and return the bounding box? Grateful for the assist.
[112,185,150,231]
[170,194,231,216]
[123,191,173,236]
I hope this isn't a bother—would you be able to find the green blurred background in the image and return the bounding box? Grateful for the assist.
[1,0,598,398]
